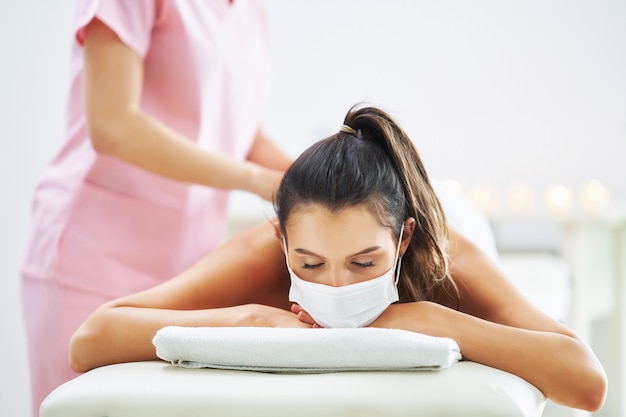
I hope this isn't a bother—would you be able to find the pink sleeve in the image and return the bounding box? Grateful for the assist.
[74,0,162,58]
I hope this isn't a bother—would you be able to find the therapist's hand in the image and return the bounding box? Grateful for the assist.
[249,166,284,202]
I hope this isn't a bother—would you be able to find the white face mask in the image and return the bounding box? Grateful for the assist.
[284,225,404,328]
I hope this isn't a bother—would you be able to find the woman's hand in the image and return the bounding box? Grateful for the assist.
[242,304,313,328]
[290,302,434,330]
[290,304,322,328]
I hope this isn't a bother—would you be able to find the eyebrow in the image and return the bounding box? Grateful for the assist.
[294,246,382,259]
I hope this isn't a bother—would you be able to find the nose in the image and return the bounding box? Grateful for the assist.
[323,264,352,287]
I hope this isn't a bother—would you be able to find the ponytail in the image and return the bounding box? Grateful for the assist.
[343,106,456,302]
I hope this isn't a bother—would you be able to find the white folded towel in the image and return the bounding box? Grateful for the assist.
[153,326,461,372]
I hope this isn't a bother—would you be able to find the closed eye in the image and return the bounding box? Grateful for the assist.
[352,261,374,268]
[302,263,324,269]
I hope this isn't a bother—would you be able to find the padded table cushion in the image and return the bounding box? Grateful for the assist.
[40,361,546,417]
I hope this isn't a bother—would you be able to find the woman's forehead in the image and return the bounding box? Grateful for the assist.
[287,204,378,227]
[284,204,394,252]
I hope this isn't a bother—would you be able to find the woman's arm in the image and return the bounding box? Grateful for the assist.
[371,228,607,411]
[83,18,283,201]
[69,222,299,373]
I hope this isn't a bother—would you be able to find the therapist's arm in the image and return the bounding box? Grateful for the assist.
[83,18,284,201]
[247,129,292,172]
[69,222,304,373]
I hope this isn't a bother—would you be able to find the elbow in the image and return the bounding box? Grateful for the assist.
[557,361,608,412]
[87,118,121,156]
[86,107,138,157]
[546,336,608,412]
[69,330,91,373]
[577,344,609,412]
[577,369,608,412]
[69,324,101,373]
[68,309,111,373]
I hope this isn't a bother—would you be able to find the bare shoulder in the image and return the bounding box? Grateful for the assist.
[436,227,574,336]
[112,221,291,311]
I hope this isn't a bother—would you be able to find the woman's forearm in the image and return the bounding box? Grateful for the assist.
[69,223,293,373]
[373,302,607,411]
[69,303,248,373]
[69,298,308,373]
[448,309,605,411]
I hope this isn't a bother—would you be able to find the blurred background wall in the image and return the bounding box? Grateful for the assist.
[1,1,624,416]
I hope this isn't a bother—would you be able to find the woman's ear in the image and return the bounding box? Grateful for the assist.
[270,217,283,240]
[400,217,416,256]
[271,218,288,254]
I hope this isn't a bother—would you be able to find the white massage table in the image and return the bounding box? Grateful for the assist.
[40,360,546,417]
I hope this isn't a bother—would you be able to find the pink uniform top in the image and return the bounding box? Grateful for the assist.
[21,0,271,297]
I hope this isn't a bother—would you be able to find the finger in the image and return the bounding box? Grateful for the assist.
[291,303,302,314]
[291,304,319,326]
[297,311,318,326]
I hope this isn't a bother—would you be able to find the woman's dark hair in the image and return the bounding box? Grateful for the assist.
[275,105,457,302]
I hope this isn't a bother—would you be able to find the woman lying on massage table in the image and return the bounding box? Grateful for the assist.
[70,105,607,412]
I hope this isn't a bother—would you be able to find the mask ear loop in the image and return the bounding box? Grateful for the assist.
[282,236,294,272]
[394,223,405,285]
